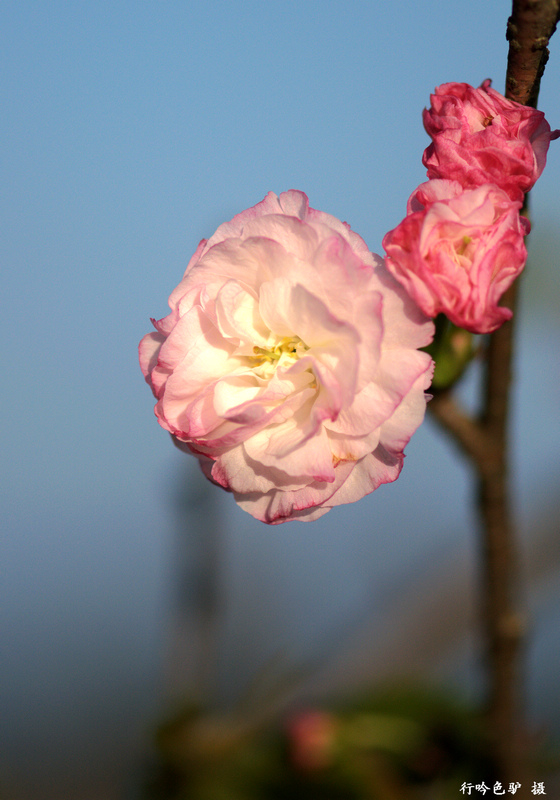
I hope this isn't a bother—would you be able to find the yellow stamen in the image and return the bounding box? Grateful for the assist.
[248,336,309,371]
[457,235,472,256]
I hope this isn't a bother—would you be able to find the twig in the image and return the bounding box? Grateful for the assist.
[428,392,487,469]
[477,280,526,782]
[506,0,560,106]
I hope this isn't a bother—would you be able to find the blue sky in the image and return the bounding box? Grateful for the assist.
[2,1,560,796]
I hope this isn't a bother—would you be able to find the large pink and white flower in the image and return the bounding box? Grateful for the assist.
[139,191,434,524]
[383,180,529,334]
[422,80,559,200]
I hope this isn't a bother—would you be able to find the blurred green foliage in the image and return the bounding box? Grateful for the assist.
[143,685,501,800]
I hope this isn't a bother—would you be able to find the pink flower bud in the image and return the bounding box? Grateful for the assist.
[422,80,559,200]
[383,180,529,334]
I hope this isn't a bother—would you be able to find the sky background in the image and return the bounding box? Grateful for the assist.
[2,2,560,798]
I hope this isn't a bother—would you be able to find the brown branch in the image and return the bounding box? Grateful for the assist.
[428,392,488,469]
[506,0,560,106]
[477,280,527,782]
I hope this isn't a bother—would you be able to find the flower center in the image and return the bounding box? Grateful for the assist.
[249,336,308,378]
[456,235,472,257]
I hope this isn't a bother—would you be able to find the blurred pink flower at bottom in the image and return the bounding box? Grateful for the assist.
[288,711,338,771]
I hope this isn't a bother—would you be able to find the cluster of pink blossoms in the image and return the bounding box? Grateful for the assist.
[383,80,559,334]
[139,82,557,524]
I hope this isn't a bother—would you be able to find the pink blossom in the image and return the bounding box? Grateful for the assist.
[422,80,559,200]
[383,180,529,334]
[140,191,434,524]
[288,711,337,771]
